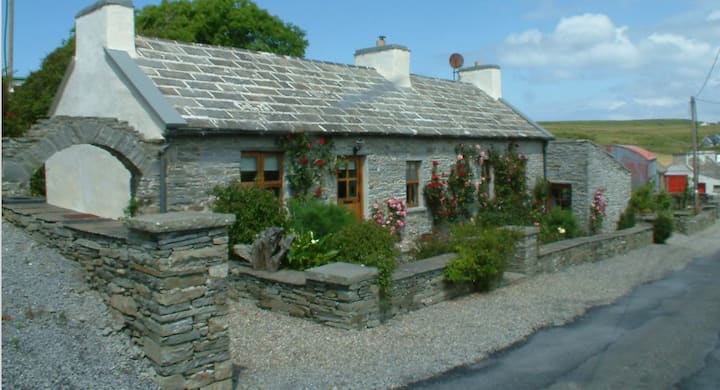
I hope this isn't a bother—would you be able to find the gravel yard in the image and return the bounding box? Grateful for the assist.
[2,218,719,389]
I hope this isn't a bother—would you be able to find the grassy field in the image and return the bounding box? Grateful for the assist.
[538,119,720,160]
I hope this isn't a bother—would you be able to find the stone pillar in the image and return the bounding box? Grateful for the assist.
[304,262,380,329]
[125,212,235,390]
[506,226,540,275]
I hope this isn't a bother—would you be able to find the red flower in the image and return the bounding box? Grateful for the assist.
[299,156,309,165]
[432,160,439,166]
[314,188,322,197]
[318,137,325,145]
[4,111,15,119]
[316,159,325,167]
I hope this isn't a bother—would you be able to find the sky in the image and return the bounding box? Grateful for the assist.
[3,0,719,122]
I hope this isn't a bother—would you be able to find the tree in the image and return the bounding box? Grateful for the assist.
[136,0,307,57]
[3,37,74,137]
[3,0,308,137]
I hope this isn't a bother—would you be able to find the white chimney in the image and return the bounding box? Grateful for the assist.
[458,61,502,100]
[354,39,411,88]
[75,0,136,64]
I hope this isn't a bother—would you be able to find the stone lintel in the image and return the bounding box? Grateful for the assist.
[126,212,235,234]
[305,262,378,286]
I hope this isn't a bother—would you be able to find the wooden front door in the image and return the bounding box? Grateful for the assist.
[337,156,363,219]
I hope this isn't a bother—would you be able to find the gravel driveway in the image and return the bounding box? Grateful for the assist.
[3,218,719,389]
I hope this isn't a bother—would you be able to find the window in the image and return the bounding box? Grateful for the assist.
[406,161,421,207]
[240,152,283,198]
[548,183,571,210]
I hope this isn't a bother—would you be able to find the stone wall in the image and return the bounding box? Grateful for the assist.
[673,209,717,235]
[547,140,631,233]
[2,201,235,390]
[535,225,653,274]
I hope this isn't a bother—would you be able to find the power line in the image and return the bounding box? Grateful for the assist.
[695,98,720,105]
[696,46,720,98]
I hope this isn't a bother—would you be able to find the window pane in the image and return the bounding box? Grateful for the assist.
[264,156,279,171]
[264,156,280,181]
[349,181,357,197]
[241,171,258,182]
[407,183,418,207]
[338,182,347,198]
[406,161,419,181]
[347,160,357,178]
[241,156,257,172]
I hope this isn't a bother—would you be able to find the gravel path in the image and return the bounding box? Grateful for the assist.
[1,221,158,390]
[2,218,719,389]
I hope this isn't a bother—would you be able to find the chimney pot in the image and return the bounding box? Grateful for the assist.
[376,36,386,47]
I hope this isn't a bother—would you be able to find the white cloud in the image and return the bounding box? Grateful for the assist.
[645,33,712,62]
[708,10,720,21]
[500,13,640,70]
[505,29,542,45]
[633,97,684,107]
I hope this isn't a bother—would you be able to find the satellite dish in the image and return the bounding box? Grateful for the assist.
[449,53,464,69]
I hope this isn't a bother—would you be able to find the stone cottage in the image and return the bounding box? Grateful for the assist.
[3,0,559,238]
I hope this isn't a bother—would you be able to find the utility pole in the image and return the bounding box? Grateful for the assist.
[7,0,13,80]
[690,96,700,213]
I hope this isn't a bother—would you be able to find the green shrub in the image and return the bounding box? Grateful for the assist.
[444,223,519,291]
[538,208,579,243]
[29,165,46,197]
[327,221,399,296]
[653,212,674,243]
[617,206,636,230]
[286,197,355,239]
[210,181,286,246]
[285,231,338,270]
[654,190,673,213]
[410,232,454,260]
[629,181,656,213]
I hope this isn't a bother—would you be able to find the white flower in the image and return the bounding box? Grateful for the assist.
[558,227,566,234]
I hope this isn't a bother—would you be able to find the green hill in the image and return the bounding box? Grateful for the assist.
[538,119,720,157]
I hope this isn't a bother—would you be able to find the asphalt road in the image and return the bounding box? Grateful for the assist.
[407,250,720,390]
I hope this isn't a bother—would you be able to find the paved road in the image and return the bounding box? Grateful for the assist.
[408,250,720,390]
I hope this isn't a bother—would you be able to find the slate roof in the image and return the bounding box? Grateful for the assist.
[133,36,552,140]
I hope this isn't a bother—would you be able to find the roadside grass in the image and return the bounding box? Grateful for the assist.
[539,119,720,156]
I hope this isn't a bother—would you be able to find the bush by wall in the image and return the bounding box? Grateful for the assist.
[444,223,520,291]
[538,208,579,243]
[327,221,399,296]
[210,181,286,246]
[653,212,674,243]
[286,197,355,239]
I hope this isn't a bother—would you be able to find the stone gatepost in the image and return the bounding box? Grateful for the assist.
[125,212,235,390]
[506,226,540,275]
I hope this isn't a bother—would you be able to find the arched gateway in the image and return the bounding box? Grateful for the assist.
[2,116,161,218]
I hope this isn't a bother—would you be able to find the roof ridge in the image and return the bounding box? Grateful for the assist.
[136,35,372,71]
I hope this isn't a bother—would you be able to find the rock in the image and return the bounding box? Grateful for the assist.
[250,228,295,272]
[233,244,253,263]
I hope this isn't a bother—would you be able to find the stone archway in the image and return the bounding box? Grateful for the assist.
[2,116,161,216]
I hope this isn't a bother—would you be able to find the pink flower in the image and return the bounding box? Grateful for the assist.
[373,203,379,209]
[457,154,464,161]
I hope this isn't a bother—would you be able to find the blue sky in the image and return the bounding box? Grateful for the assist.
[3,0,719,122]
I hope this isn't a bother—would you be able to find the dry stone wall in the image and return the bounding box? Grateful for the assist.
[2,201,235,390]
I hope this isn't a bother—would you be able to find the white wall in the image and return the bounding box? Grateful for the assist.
[52,3,165,140]
[45,144,131,219]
